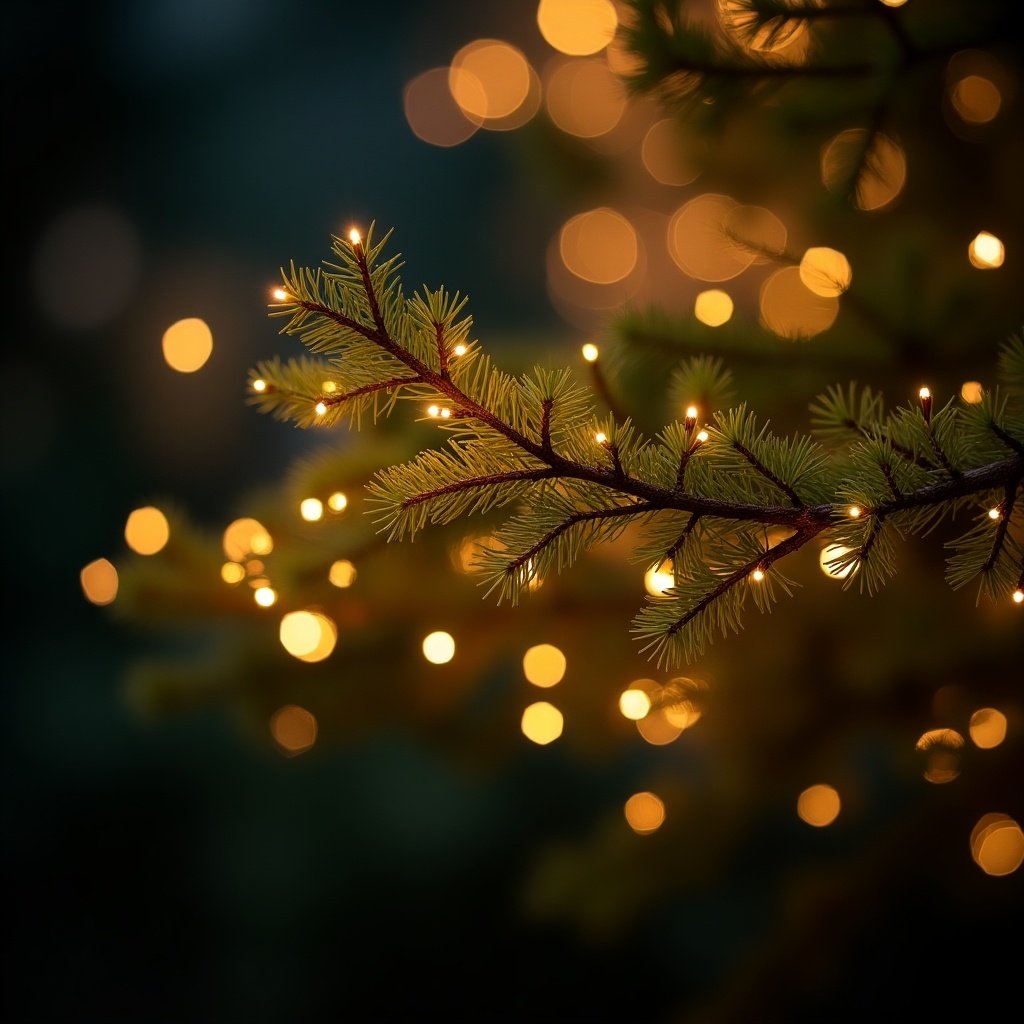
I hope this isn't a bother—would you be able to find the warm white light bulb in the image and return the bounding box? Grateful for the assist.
[595,431,608,444]
[348,227,362,245]
[849,505,862,518]
[1013,589,1024,604]
[582,343,599,362]
[988,507,1001,521]
[427,404,440,418]
[254,586,277,608]
[453,343,467,356]
[685,405,698,421]
[314,401,328,417]
[252,378,267,393]
[271,287,288,302]
[919,387,931,400]
[752,568,765,582]
[440,407,452,419]
[696,430,709,443]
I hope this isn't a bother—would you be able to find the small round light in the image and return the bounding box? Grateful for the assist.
[581,342,599,362]
[422,630,455,664]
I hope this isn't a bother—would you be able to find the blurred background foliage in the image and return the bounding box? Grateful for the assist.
[5,1,1023,1020]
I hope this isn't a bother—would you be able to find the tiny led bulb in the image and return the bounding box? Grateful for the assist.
[1013,589,1024,604]
[581,343,599,362]
[252,378,267,392]
[254,586,277,608]
[348,227,362,246]
[440,407,452,419]
[595,431,608,444]
[271,287,288,302]
[848,505,862,518]
[427,404,440,417]
[919,387,931,400]
[685,405,699,422]
[696,430,709,443]
[453,343,467,357]
[314,401,328,417]
[988,507,1001,520]
[752,568,765,582]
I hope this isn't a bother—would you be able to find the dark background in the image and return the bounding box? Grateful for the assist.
[4,2,1021,1021]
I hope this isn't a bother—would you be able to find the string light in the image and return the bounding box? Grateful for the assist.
[848,505,862,518]
[271,287,288,302]
[252,378,267,392]
[624,792,666,835]
[918,386,932,423]
[254,586,277,608]
[595,431,608,444]
[581,342,599,362]
[453,343,467,357]
[327,492,348,513]
[696,430,709,443]
[685,405,699,422]
[1013,589,1023,604]
[988,507,1001,521]
[751,568,765,582]
[314,401,327,417]
[969,231,1005,269]
[427,404,440,417]
[300,498,324,522]
[348,227,362,246]
[440,407,452,419]
[422,630,456,664]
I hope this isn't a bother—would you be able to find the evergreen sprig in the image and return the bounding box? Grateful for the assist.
[251,228,1024,667]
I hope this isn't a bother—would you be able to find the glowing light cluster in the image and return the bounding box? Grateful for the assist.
[644,561,674,597]
[329,559,357,588]
[327,492,348,513]
[799,247,852,298]
[618,688,652,720]
[624,791,666,834]
[162,317,213,373]
[223,518,273,561]
[300,497,324,522]
[951,75,1002,124]
[760,266,839,340]
[642,119,701,186]
[960,380,984,403]
[819,544,859,580]
[125,506,170,555]
[522,644,567,687]
[279,610,337,662]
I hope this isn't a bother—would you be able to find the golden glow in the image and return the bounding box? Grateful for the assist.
[595,431,608,444]
[918,387,930,402]
[624,791,666,834]
[327,491,348,513]
[404,67,480,148]
[797,784,841,827]
[427,404,440,418]
[848,506,862,518]
[348,228,361,246]
[1014,589,1024,604]
[537,0,618,56]
[618,688,652,720]
[636,710,682,746]
[279,610,337,662]
[162,317,213,373]
[300,497,324,522]
[521,701,564,744]
[759,266,839,340]
[969,231,1005,269]
[254,586,277,608]
[422,630,456,664]
[696,430,709,443]
[545,58,626,138]
[581,342,599,362]
[644,562,674,597]
[314,401,328,417]
[725,204,788,262]
[440,407,452,419]
[694,289,734,327]
[973,817,1024,876]
[124,506,170,555]
[667,193,754,282]
[819,544,859,580]
[453,344,467,356]
[252,378,267,392]
[223,518,272,560]
[799,247,852,298]
[970,708,1007,749]
[80,557,118,605]
[270,705,318,756]
[961,380,984,403]
[449,40,533,124]
[821,129,906,211]
[685,405,699,421]
[988,507,1001,520]
[641,118,701,187]
[878,0,908,7]
[522,643,567,687]
[951,75,1001,124]
[559,208,638,284]
[916,727,965,784]
[271,287,288,302]
[322,381,338,394]
[718,0,821,54]
[328,559,357,588]
[221,561,245,585]
[751,568,765,582]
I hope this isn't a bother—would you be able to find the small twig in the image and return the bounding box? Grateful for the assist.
[990,420,1024,458]
[732,440,804,507]
[982,480,1020,574]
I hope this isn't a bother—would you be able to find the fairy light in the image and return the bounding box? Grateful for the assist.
[752,568,765,582]
[322,381,338,394]
[427,404,440,417]
[453,343,467,357]
[848,505,862,518]
[440,407,452,419]
[348,227,362,246]
[271,287,288,302]
[422,631,456,664]
[595,431,608,444]
[314,401,328,417]
[918,386,932,424]
[988,507,1001,521]
[327,492,348,513]
[254,586,277,608]
[1013,589,1023,604]
[696,430,709,444]
[252,378,267,393]
[581,342,599,362]
[969,231,1005,269]
[619,688,652,720]
[300,498,324,522]
[221,562,245,585]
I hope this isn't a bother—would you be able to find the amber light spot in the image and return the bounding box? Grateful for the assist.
[521,701,564,744]
[422,631,456,664]
[642,119,701,186]
[971,814,1024,876]
[223,518,272,561]
[279,611,337,662]
[537,0,618,56]
[559,208,638,284]
[328,560,357,588]
[80,558,118,605]
[545,58,626,138]
[969,708,1007,749]
[449,40,534,126]
[821,129,906,211]
[618,688,652,720]
[162,317,213,373]
[969,231,1005,269]
[522,644,567,687]
[404,68,480,147]
[624,792,666,834]
[125,506,170,556]
[797,784,841,827]
[270,705,318,756]
[760,266,839,340]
